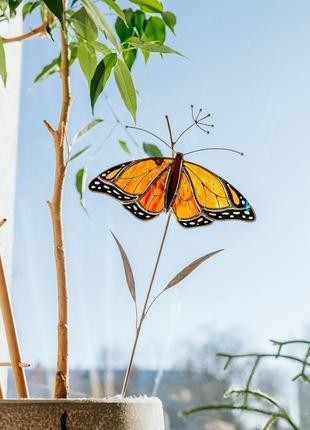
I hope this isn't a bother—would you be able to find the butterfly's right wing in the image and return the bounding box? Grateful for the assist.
[89,157,173,221]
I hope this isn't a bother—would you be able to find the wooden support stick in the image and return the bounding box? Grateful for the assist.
[0,374,4,399]
[0,362,30,368]
[0,257,29,398]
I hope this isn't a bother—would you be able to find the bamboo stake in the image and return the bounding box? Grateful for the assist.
[0,257,29,398]
[0,219,6,398]
[0,376,4,399]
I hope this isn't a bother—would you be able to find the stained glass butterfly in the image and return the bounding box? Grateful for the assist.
[88,110,256,228]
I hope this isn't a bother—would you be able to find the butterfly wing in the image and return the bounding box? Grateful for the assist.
[172,171,214,228]
[89,157,173,221]
[182,160,256,224]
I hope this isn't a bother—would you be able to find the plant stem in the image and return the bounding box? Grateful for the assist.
[44,6,71,399]
[2,23,48,44]
[121,214,172,397]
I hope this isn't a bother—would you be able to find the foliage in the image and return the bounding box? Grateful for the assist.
[183,339,310,429]
[0,0,178,120]
[0,0,178,206]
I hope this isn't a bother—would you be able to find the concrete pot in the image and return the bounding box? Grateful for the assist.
[0,397,165,430]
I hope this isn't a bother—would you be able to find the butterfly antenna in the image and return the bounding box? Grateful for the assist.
[125,125,175,153]
[184,147,244,156]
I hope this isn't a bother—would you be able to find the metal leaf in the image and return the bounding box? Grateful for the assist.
[164,249,224,291]
[111,232,136,303]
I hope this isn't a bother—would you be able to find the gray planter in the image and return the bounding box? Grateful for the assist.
[0,397,165,430]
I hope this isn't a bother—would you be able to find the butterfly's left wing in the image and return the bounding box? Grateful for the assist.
[180,160,255,226]
[89,157,173,221]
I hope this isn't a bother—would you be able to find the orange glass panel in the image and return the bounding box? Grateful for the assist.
[114,158,172,195]
[139,170,168,213]
[172,173,200,220]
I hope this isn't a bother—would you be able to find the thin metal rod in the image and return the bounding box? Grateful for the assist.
[0,257,29,398]
[121,214,172,397]
[125,125,174,153]
[165,115,174,147]
[174,122,197,145]
[184,147,244,156]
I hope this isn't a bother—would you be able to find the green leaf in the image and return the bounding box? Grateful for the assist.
[71,7,98,42]
[122,46,137,70]
[34,56,60,83]
[114,58,137,122]
[69,42,78,65]
[8,0,22,17]
[119,140,130,154]
[134,10,146,36]
[73,118,104,144]
[90,53,117,112]
[78,41,97,83]
[22,1,40,19]
[161,11,176,34]
[145,16,165,42]
[42,0,63,27]
[127,37,183,55]
[143,143,162,157]
[69,145,91,162]
[93,41,111,55]
[115,15,134,43]
[129,0,163,13]
[0,38,7,86]
[100,0,126,24]
[81,0,118,47]
[142,49,150,63]
[75,168,88,209]
[46,23,55,41]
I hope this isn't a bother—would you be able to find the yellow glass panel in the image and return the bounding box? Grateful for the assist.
[228,184,240,206]
[114,158,172,195]
[185,162,230,209]
[105,167,122,180]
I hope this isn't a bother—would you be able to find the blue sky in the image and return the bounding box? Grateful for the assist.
[12,0,310,371]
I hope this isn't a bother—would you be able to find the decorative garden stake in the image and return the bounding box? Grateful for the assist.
[89,108,256,395]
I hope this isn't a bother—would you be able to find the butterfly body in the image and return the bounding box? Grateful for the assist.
[165,152,184,211]
[89,154,256,228]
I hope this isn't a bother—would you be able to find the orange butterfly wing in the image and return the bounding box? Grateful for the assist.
[172,171,213,227]
[177,160,256,227]
[88,157,173,221]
